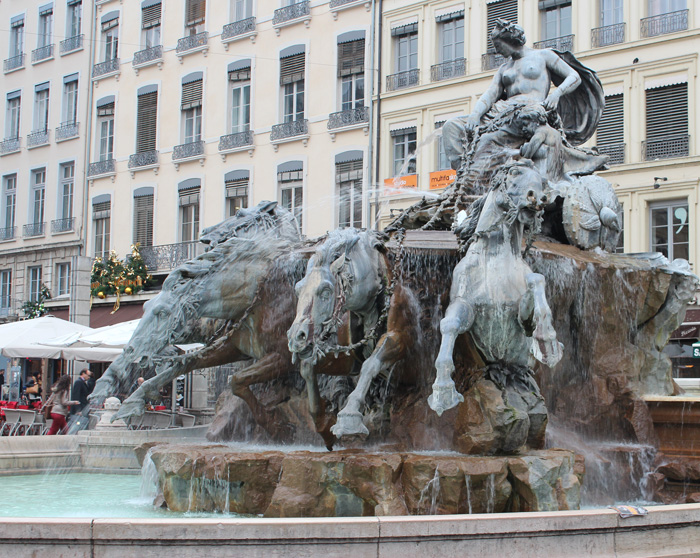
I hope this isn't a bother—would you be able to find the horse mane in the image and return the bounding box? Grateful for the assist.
[313,228,376,266]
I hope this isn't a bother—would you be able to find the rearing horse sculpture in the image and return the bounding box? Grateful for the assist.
[429,161,563,445]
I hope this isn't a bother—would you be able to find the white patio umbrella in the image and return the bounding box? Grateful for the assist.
[40,319,141,362]
[0,316,93,359]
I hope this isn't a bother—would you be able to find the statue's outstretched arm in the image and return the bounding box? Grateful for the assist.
[466,70,505,131]
[543,50,581,110]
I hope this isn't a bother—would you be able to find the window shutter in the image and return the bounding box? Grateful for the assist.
[229,67,251,82]
[338,39,365,77]
[646,83,688,141]
[93,201,111,219]
[336,159,363,183]
[133,194,154,247]
[186,0,205,26]
[436,9,464,22]
[136,91,158,153]
[142,2,161,28]
[391,23,418,36]
[225,181,248,198]
[97,102,115,117]
[181,79,203,110]
[280,53,305,85]
[486,0,517,51]
[597,94,623,147]
[179,186,200,207]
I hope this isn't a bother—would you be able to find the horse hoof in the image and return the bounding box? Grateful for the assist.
[331,411,369,438]
[428,381,464,416]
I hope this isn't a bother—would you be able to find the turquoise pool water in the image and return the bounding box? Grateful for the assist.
[0,473,225,518]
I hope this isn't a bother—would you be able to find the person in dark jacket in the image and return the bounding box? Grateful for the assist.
[70,369,91,415]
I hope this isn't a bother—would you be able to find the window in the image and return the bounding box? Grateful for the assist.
[645,82,688,160]
[615,207,624,254]
[136,89,158,153]
[96,101,115,160]
[649,0,686,16]
[650,201,689,261]
[10,16,25,57]
[338,38,365,112]
[596,93,624,164]
[600,0,623,26]
[37,5,53,48]
[28,266,42,302]
[231,0,252,22]
[278,164,303,230]
[336,158,363,229]
[185,0,206,35]
[393,26,418,73]
[93,198,111,258]
[179,185,200,242]
[32,169,46,227]
[229,68,251,133]
[181,78,203,143]
[142,1,161,49]
[438,14,464,63]
[66,0,82,39]
[101,15,118,61]
[541,1,572,40]
[133,189,154,247]
[435,121,450,170]
[225,172,249,217]
[62,75,78,125]
[33,84,50,133]
[2,175,16,231]
[5,93,21,140]
[55,262,70,296]
[487,0,517,51]
[392,128,417,176]
[280,53,305,122]
[0,270,11,310]
[59,162,74,221]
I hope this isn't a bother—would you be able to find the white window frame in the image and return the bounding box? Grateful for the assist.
[34,87,50,133]
[600,0,623,26]
[6,96,21,140]
[55,262,70,296]
[10,21,24,57]
[3,175,16,230]
[541,3,572,40]
[439,17,464,63]
[179,201,200,241]
[648,0,686,16]
[28,266,42,302]
[103,24,118,61]
[649,200,690,262]
[0,270,12,310]
[182,106,202,143]
[392,129,417,176]
[93,212,110,258]
[283,80,304,123]
[59,162,74,221]
[97,115,114,160]
[62,79,78,125]
[31,168,46,226]
[280,181,303,230]
[394,32,418,73]
[230,81,251,134]
[66,1,82,39]
[38,8,53,48]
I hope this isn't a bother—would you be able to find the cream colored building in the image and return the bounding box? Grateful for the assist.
[86,0,374,276]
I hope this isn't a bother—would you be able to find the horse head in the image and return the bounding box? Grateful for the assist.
[492,161,549,228]
[288,229,386,363]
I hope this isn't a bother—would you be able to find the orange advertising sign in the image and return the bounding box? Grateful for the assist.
[429,169,456,190]
[384,174,418,196]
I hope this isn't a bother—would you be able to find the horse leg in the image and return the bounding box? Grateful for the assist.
[519,273,563,368]
[332,331,404,438]
[300,360,336,450]
[429,297,474,416]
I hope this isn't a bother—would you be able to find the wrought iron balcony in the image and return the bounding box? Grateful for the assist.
[60,34,84,54]
[270,119,309,141]
[0,137,21,155]
[27,129,49,148]
[129,150,159,169]
[641,9,689,38]
[173,140,205,161]
[176,32,208,54]
[87,159,116,177]
[591,23,625,48]
[56,121,79,141]
[218,130,254,151]
[643,134,690,161]
[0,227,16,241]
[431,58,466,82]
[32,44,54,63]
[133,45,163,67]
[533,34,574,52]
[596,143,625,166]
[327,107,369,130]
[273,1,310,25]
[51,217,74,234]
[93,58,120,78]
[386,69,419,92]
[23,222,45,237]
[222,17,256,40]
[482,52,506,71]
[3,53,25,73]
[140,241,205,273]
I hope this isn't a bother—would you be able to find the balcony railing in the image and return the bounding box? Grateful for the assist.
[0,137,21,155]
[56,121,79,141]
[93,57,120,78]
[482,52,506,72]
[219,130,254,151]
[641,9,689,38]
[129,150,159,169]
[176,32,208,54]
[23,222,45,237]
[51,217,74,234]
[140,241,205,273]
[533,34,574,52]
[133,45,162,66]
[431,58,467,82]
[596,143,625,165]
[32,44,54,63]
[270,119,309,141]
[173,140,205,161]
[386,69,420,92]
[327,107,369,130]
[60,34,84,54]
[27,129,49,148]
[3,53,25,73]
[643,134,690,161]
[273,1,310,25]
[0,227,16,241]
[591,23,625,48]
[222,17,256,40]
[87,159,116,177]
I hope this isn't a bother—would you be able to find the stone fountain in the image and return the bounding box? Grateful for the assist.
[92,20,698,517]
